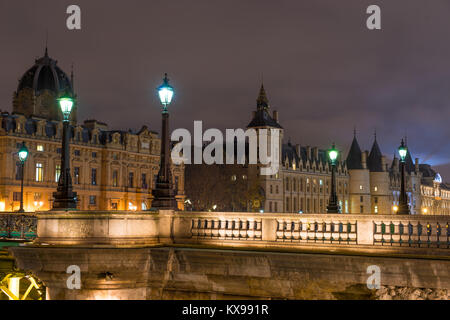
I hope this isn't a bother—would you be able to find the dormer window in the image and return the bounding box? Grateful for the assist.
[37,144,44,152]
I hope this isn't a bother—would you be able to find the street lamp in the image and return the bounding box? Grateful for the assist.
[397,139,410,215]
[151,74,177,209]
[52,92,77,210]
[17,142,28,213]
[327,143,339,213]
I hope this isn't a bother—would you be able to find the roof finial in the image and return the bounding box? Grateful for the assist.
[44,30,48,57]
[71,63,74,91]
[374,128,377,141]
[353,126,357,138]
[256,81,269,111]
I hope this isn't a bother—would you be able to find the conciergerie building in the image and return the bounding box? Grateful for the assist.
[0,48,185,212]
[186,84,450,215]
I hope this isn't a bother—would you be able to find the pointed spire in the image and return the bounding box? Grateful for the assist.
[367,134,383,172]
[346,131,363,170]
[256,83,269,111]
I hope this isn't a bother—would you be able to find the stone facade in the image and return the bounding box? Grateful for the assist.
[0,49,185,212]
[246,85,450,215]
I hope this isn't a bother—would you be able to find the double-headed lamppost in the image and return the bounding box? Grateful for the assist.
[151,74,178,209]
[397,139,410,215]
[17,142,29,213]
[52,93,78,209]
[327,143,340,213]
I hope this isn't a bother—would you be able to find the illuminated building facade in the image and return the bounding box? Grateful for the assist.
[0,49,185,212]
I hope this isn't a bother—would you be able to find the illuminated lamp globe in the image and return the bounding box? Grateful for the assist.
[158,73,174,109]
[18,142,29,163]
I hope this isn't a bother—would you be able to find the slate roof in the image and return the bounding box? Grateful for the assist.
[346,136,363,169]
[247,84,282,129]
[282,142,329,166]
[367,138,383,172]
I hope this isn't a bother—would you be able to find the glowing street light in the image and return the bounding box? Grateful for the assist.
[52,92,77,209]
[397,139,410,215]
[327,143,339,213]
[17,141,28,213]
[151,74,178,209]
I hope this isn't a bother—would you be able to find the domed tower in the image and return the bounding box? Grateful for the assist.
[346,131,370,213]
[12,48,77,123]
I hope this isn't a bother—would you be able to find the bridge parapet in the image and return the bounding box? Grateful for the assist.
[169,212,450,253]
[9,210,449,255]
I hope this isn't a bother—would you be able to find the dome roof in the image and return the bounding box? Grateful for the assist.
[17,48,73,95]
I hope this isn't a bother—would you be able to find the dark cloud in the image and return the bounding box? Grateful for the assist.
[1,0,450,178]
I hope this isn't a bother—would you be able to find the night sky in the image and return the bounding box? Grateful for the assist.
[1,1,450,179]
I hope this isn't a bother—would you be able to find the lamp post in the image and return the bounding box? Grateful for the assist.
[327,143,339,213]
[52,92,77,209]
[151,73,177,209]
[17,142,28,213]
[397,139,410,215]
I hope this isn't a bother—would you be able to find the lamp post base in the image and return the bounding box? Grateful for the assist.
[52,190,78,210]
[397,203,410,215]
[151,181,177,210]
[326,204,339,214]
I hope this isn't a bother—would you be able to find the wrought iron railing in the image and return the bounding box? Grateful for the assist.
[0,213,37,240]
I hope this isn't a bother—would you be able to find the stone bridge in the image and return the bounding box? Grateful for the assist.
[4,211,450,299]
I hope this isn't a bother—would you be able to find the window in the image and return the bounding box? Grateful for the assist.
[92,152,97,158]
[15,162,22,180]
[74,150,81,156]
[374,197,378,204]
[231,175,237,181]
[35,163,43,182]
[374,186,378,192]
[269,202,272,212]
[74,167,80,184]
[37,144,44,152]
[142,173,147,189]
[270,185,273,194]
[374,205,378,213]
[91,168,97,185]
[89,195,96,205]
[360,205,364,213]
[274,202,278,212]
[57,148,62,154]
[276,185,279,194]
[13,192,21,201]
[34,192,42,201]
[55,164,61,182]
[174,176,179,193]
[360,196,363,202]
[129,172,134,188]
[112,170,118,187]
[359,185,363,190]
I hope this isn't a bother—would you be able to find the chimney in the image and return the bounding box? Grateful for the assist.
[273,110,278,122]
[361,151,368,169]
[381,156,386,172]
[306,146,312,160]
[393,157,399,172]
[415,158,419,173]
[313,147,319,160]
[295,144,301,156]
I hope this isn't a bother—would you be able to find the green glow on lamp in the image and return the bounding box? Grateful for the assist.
[58,95,74,121]
[328,143,338,165]
[158,73,174,113]
[18,142,28,163]
[398,139,407,162]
